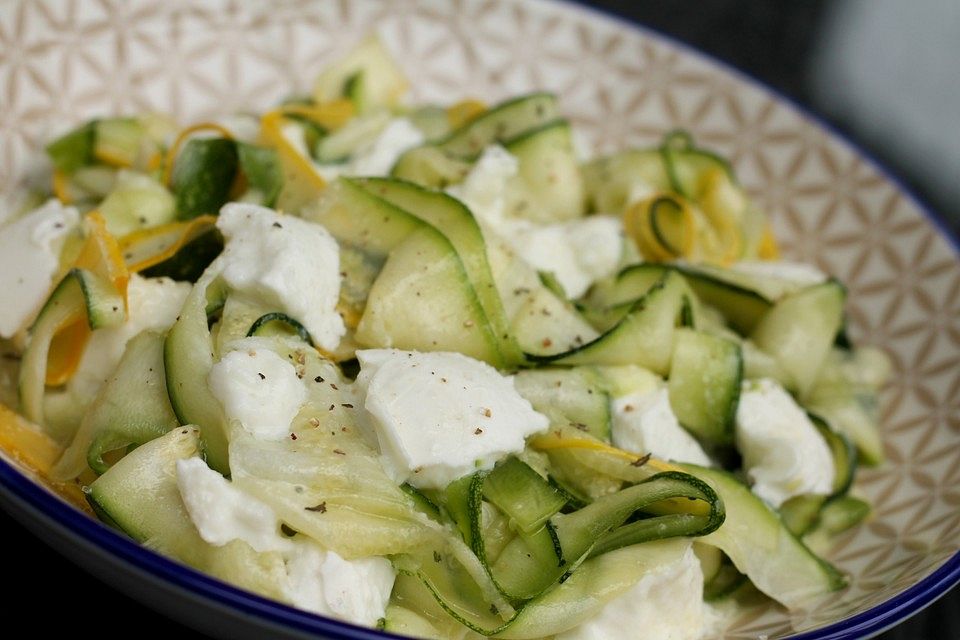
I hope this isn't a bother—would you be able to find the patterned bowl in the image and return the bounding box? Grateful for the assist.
[1,1,958,638]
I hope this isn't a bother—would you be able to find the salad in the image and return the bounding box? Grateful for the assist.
[0,36,890,639]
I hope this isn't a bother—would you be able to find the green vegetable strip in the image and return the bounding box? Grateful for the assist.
[531,271,688,374]
[18,269,126,427]
[163,267,231,472]
[140,228,224,283]
[588,513,712,558]
[94,118,144,167]
[444,474,476,547]
[703,557,747,601]
[46,121,97,173]
[470,470,723,603]
[246,312,314,345]
[53,330,179,478]
[482,457,567,535]
[399,469,722,637]
[236,142,283,207]
[680,464,847,609]
[434,93,559,159]
[496,540,692,639]
[352,177,524,368]
[401,483,442,520]
[172,138,239,220]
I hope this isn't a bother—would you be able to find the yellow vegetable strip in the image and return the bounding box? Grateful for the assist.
[757,222,780,259]
[446,98,487,129]
[118,215,218,273]
[259,110,328,211]
[279,99,356,130]
[623,195,695,262]
[697,168,743,265]
[52,169,73,205]
[0,403,92,513]
[45,212,129,386]
[529,433,712,517]
[529,433,678,473]
[145,151,164,173]
[94,147,132,169]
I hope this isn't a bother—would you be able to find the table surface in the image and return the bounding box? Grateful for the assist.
[5,1,959,638]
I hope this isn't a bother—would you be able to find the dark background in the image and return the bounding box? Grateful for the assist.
[4,1,958,639]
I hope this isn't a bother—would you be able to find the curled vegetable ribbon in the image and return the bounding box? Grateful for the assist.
[118,215,218,273]
[528,432,713,517]
[624,191,740,266]
[259,99,355,212]
[529,432,678,473]
[45,212,129,386]
[624,165,780,265]
[623,194,696,262]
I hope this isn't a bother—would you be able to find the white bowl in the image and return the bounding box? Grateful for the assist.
[1,1,958,638]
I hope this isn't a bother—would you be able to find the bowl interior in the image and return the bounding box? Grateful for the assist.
[1,1,959,638]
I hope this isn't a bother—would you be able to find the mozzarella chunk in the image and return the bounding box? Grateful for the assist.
[0,199,79,338]
[284,543,395,628]
[612,387,712,466]
[208,338,307,441]
[446,144,518,228]
[558,543,706,640]
[70,274,190,397]
[348,118,425,177]
[447,145,624,298]
[735,378,835,507]
[216,203,345,350]
[356,349,549,489]
[513,216,624,298]
[176,457,287,552]
[291,117,424,182]
[176,457,396,626]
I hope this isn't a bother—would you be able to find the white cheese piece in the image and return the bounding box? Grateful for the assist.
[208,338,307,441]
[513,215,624,298]
[216,202,345,351]
[735,378,835,507]
[0,199,79,338]
[730,260,828,287]
[177,457,396,626]
[356,349,550,489]
[611,387,712,466]
[447,145,624,298]
[446,144,519,229]
[558,543,706,640]
[70,274,190,397]
[308,118,425,182]
[349,117,425,177]
[284,543,395,628]
[176,457,287,552]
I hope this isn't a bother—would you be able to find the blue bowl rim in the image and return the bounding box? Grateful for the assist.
[1,1,959,639]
